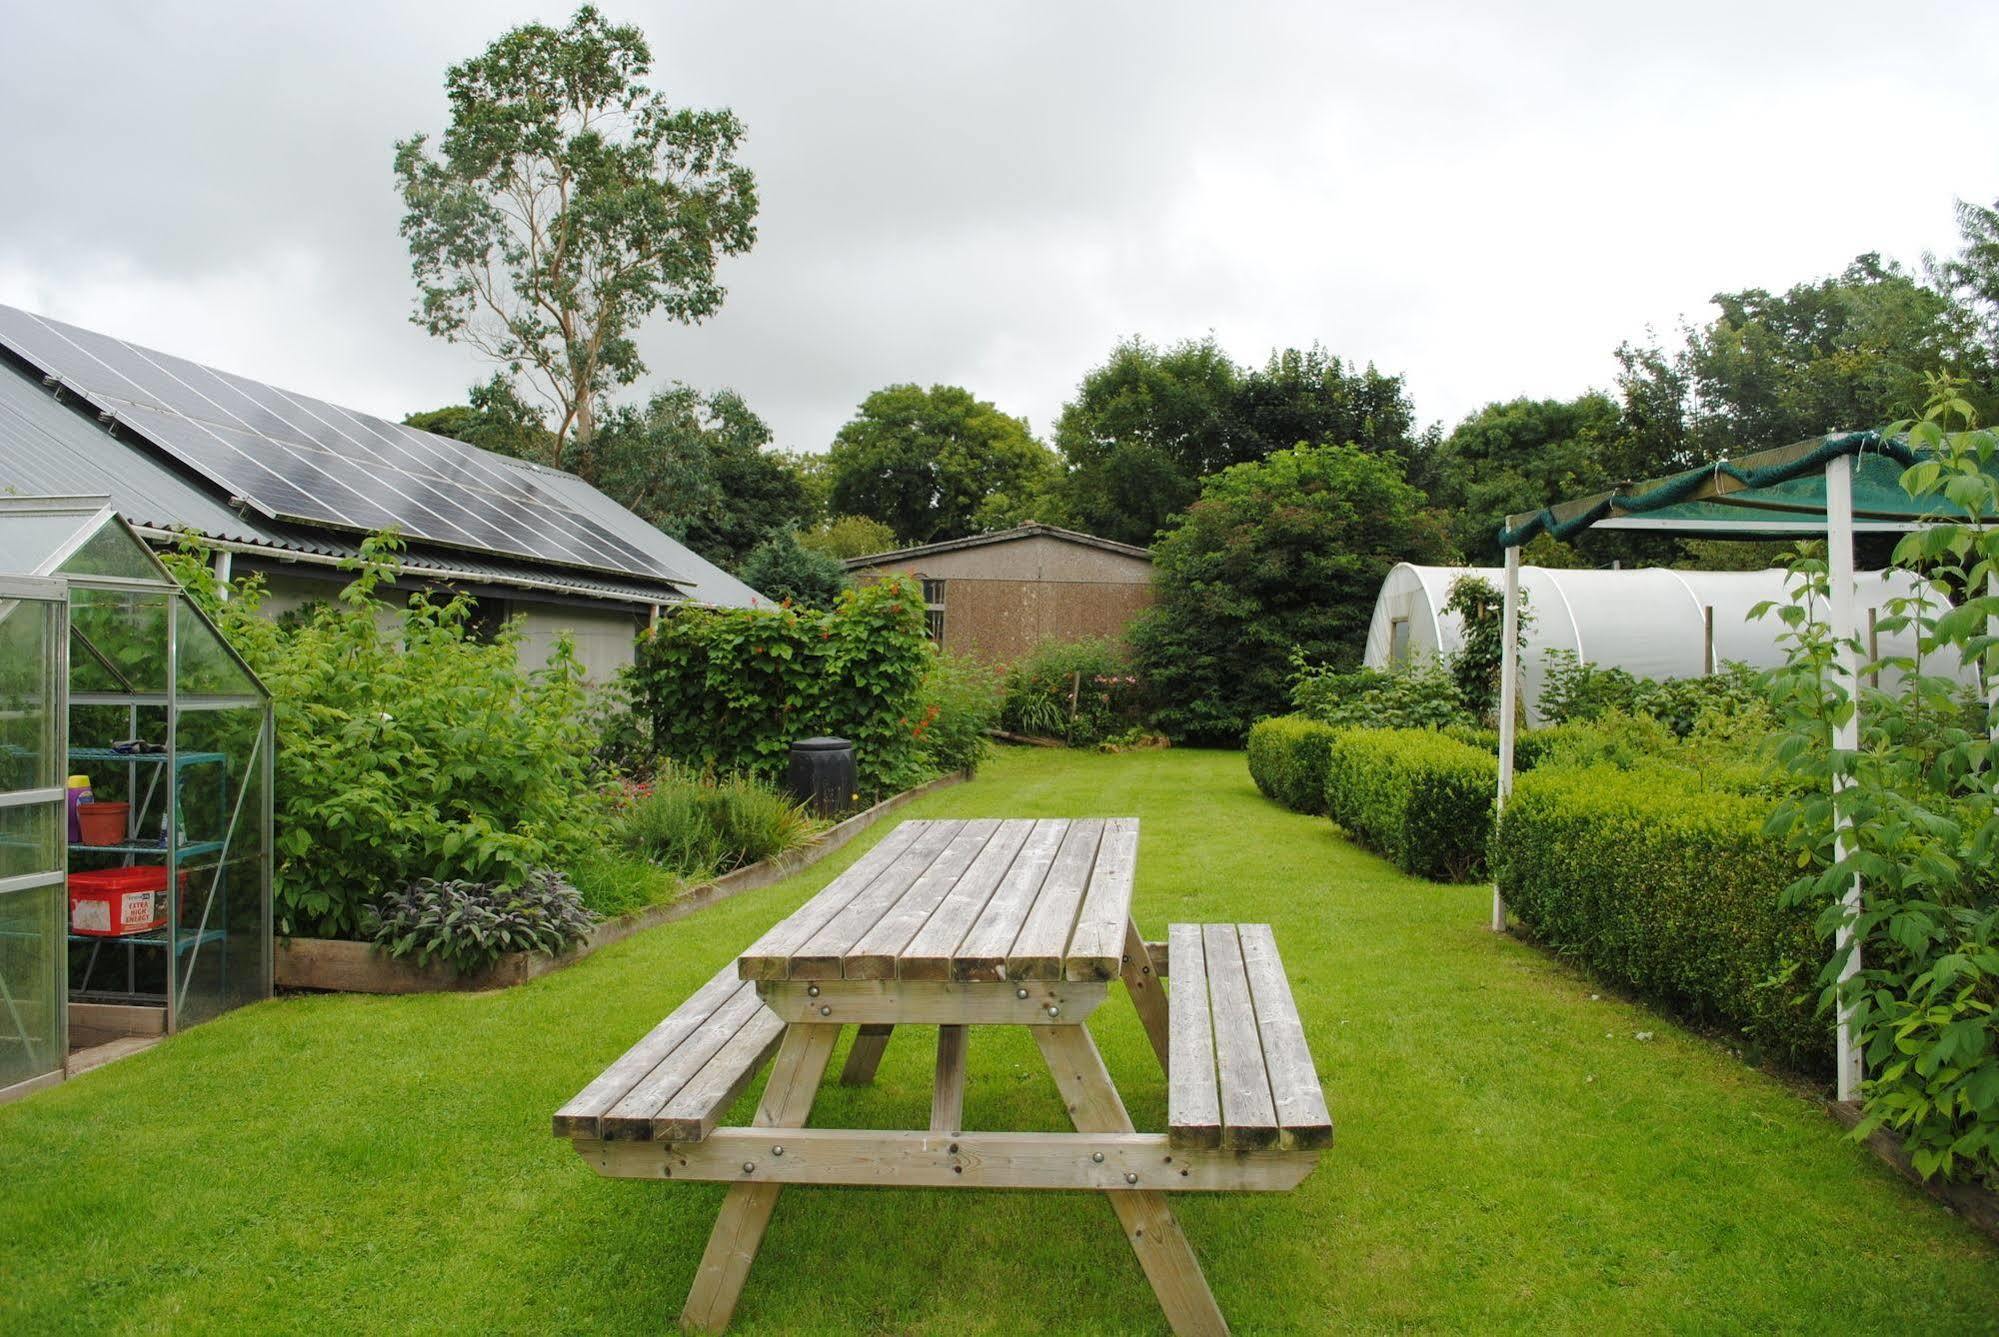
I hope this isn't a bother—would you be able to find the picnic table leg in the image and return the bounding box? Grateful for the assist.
[1121,919,1170,1077]
[1032,1024,1229,1337]
[680,1022,841,1334]
[838,1023,894,1086]
[931,1025,968,1133]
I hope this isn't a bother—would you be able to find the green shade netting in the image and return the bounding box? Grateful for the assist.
[1497,430,1999,548]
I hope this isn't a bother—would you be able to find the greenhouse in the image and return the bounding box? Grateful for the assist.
[0,497,271,1101]
[1361,561,1962,724]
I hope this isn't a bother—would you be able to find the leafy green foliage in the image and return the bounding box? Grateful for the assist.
[799,514,900,560]
[163,534,598,941]
[736,528,850,609]
[1760,387,1999,1183]
[366,868,595,976]
[634,577,934,796]
[1245,715,1342,815]
[1494,765,1828,1065]
[1289,659,1472,732]
[913,653,1002,776]
[1055,337,1416,546]
[393,5,758,451]
[826,384,1057,544]
[1132,443,1450,744]
[1538,651,1768,738]
[1324,728,1496,881]
[998,638,1144,746]
[403,375,554,462]
[1442,574,1529,722]
[613,766,815,878]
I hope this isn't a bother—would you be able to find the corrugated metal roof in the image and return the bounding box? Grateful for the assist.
[842,522,1154,569]
[0,351,759,608]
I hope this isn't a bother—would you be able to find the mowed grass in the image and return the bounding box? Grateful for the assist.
[3,747,1996,1334]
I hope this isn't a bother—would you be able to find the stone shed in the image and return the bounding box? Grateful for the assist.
[845,523,1155,665]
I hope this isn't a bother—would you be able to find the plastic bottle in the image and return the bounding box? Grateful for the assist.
[67,774,92,843]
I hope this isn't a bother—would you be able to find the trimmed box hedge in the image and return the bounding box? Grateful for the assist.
[1246,715,1343,815]
[1324,728,1496,881]
[1491,764,1829,1069]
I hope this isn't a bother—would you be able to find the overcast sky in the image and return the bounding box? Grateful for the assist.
[4,1,1996,456]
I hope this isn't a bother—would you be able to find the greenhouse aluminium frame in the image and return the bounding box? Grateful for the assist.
[1494,430,1996,1104]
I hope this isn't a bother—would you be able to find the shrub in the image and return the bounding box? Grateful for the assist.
[1291,659,1473,731]
[1538,650,1766,738]
[635,577,934,797]
[616,767,815,879]
[1246,715,1342,815]
[1324,728,1496,880]
[916,653,1002,774]
[1131,443,1451,744]
[1493,765,1828,1067]
[366,868,597,976]
[999,638,1144,746]
[163,534,598,941]
[736,527,850,609]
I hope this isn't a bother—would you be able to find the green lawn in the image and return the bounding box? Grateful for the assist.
[4,747,1996,1333]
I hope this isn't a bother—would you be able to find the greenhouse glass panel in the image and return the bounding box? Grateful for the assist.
[0,579,66,1094]
[60,521,173,582]
[173,601,260,701]
[171,704,270,1025]
[0,595,61,792]
[0,883,64,1090]
[69,586,171,696]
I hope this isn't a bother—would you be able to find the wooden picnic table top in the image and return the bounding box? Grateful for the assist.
[736,817,1139,984]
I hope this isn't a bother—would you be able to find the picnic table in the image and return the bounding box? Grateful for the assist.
[555,817,1332,1335]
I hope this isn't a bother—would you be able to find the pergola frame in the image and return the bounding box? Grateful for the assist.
[1490,431,1988,1105]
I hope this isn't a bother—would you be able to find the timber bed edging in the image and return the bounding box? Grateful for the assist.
[272,770,972,995]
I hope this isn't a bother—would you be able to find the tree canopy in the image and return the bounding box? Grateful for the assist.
[1131,443,1449,744]
[825,384,1058,545]
[1412,394,1628,562]
[393,5,758,455]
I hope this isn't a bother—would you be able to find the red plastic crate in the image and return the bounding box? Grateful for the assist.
[69,866,174,937]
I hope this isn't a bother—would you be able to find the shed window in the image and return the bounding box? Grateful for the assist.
[920,578,945,642]
[1389,616,1411,665]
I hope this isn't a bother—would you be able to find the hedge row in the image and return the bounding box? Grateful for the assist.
[1324,728,1496,881]
[1492,764,1829,1068]
[1245,715,1342,815]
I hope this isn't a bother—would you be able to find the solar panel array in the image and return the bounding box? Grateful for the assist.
[0,304,690,587]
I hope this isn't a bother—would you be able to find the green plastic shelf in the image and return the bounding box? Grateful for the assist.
[69,841,225,859]
[67,748,227,766]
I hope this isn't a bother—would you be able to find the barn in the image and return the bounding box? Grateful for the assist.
[0,303,761,683]
[844,524,1154,665]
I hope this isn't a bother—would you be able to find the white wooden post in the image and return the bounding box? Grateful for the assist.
[1492,544,1521,934]
[1826,455,1863,1104]
[212,549,232,601]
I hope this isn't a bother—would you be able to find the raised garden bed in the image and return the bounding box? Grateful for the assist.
[273,771,969,995]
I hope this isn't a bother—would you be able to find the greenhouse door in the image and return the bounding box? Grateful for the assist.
[0,576,68,1100]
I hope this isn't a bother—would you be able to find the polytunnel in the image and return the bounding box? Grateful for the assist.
[1361,562,1957,724]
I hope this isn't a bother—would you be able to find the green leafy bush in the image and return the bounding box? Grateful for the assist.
[1290,659,1474,731]
[736,527,850,609]
[915,653,1002,774]
[1246,715,1342,815]
[1493,765,1828,1067]
[999,638,1143,746]
[163,535,597,941]
[635,577,934,797]
[366,868,596,976]
[1538,650,1766,737]
[615,767,816,877]
[1324,728,1496,880]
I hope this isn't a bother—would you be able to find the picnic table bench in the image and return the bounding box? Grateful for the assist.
[555,817,1333,1335]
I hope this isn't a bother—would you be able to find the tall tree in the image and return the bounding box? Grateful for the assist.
[1415,394,1629,562]
[1233,344,1416,460]
[825,384,1057,544]
[1131,443,1450,744]
[393,6,758,461]
[404,375,555,463]
[1930,195,1999,374]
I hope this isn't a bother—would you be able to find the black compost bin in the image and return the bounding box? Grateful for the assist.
[787,737,857,817]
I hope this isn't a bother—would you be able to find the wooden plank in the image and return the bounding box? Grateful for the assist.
[1005,819,1106,981]
[652,1006,787,1143]
[1145,939,1170,976]
[759,978,1107,1025]
[601,985,768,1139]
[898,819,1039,981]
[679,1023,840,1334]
[1201,924,1279,1151]
[1065,818,1139,981]
[735,821,927,981]
[782,820,966,978]
[1122,919,1170,1076]
[1236,924,1333,1151]
[575,1128,1318,1193]
[931,1025,967,1133]
[939,818,1070,982]
[843,819,1007,979]
[552,962,742,1138]
[1033,1024,1231,1337]
[838,1024,895,1086]
[1166,923,1220,1149]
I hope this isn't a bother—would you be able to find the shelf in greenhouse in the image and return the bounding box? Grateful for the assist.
[67,748,228,766]
[68,841,225,859]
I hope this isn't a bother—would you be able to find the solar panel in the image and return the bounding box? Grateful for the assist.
[0,304,691,587]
